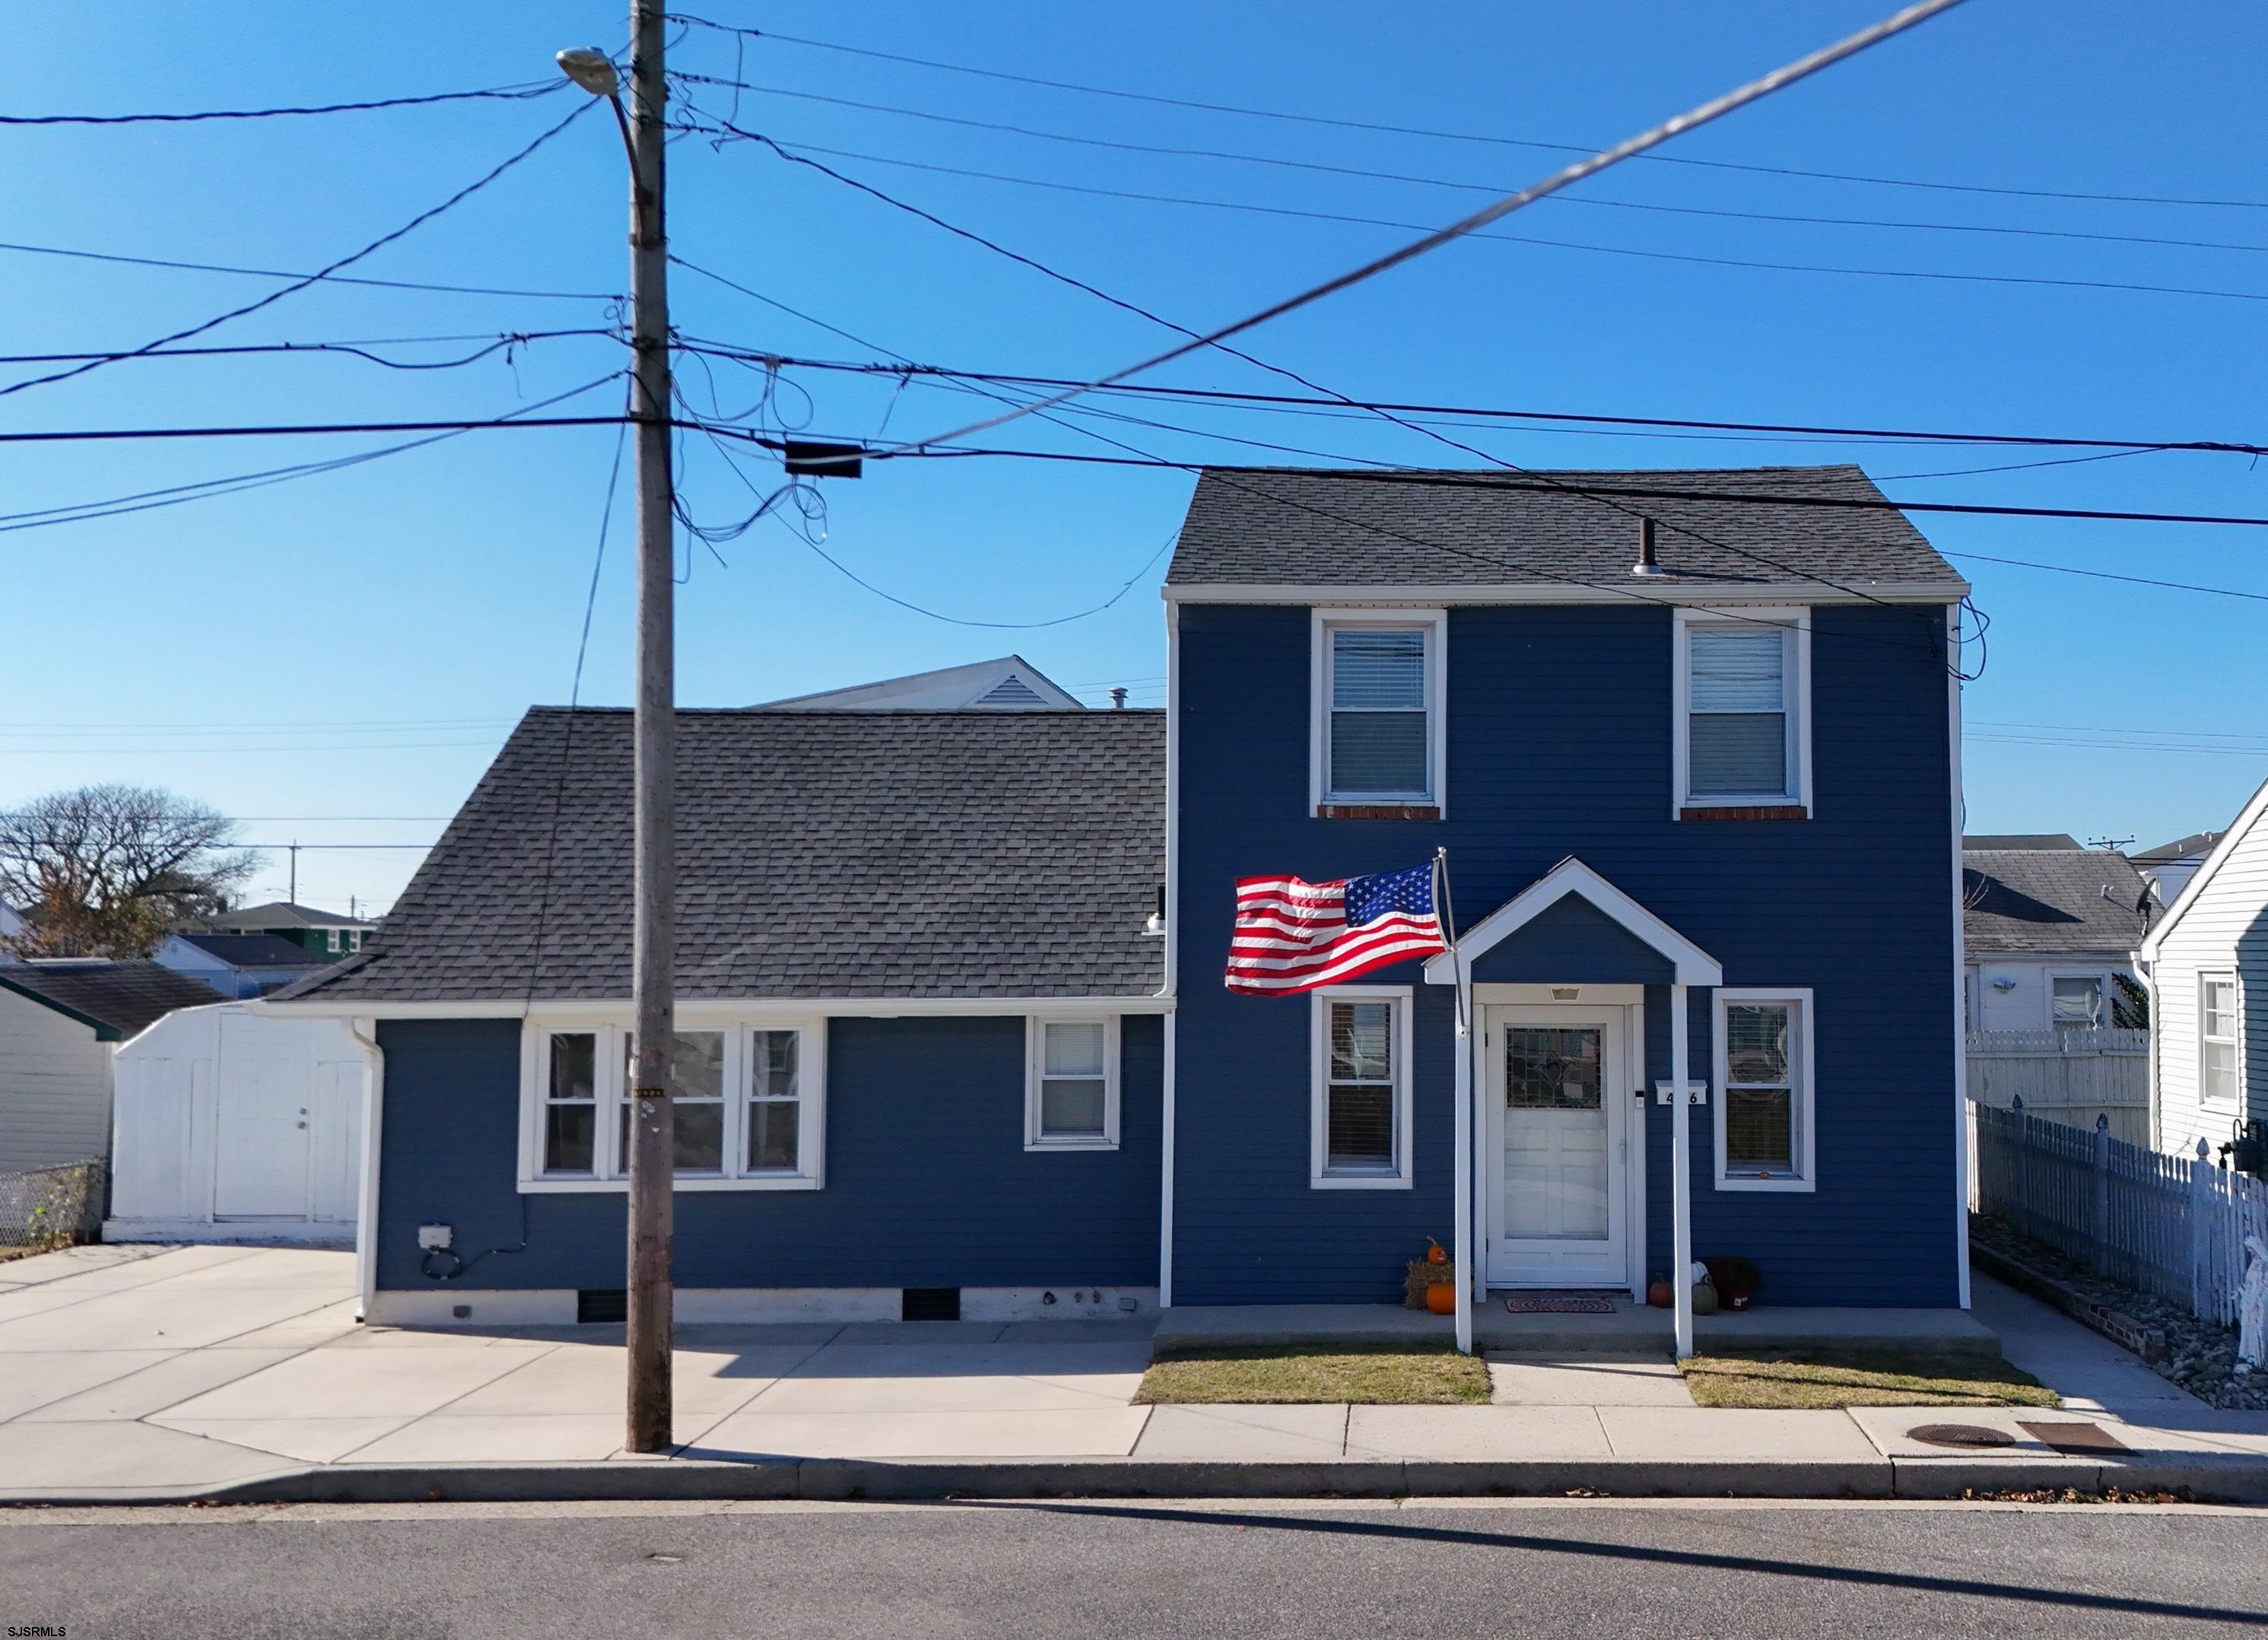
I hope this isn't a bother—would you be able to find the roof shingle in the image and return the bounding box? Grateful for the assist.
[1963,847,2152,956]
[0,961,218,1038]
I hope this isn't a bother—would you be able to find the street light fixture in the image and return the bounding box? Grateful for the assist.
[554,47,619,97]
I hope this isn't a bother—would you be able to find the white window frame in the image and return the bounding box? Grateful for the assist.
[1024,1015,1122,1152]
[1712,987,1816,1193]
[1672,606,1812,818]
[326,928,342,953]
[2048,970,2109,1031]
[518,1016,827,1192]
[2200,971,2241,1113]
[1310,608,1448,814]
[1310,984,1415,1189]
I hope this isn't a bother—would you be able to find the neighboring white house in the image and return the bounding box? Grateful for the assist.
[2137,777,2268,1161]
[108,1000,368,1242]
[1962,835,2152,1033]
[0,960,220,1174]
[154,932,331,1000]
[755,654,1085,710]
[2134,829,2226,911]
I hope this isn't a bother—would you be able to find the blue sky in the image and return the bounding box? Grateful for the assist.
[7,2,2266,914]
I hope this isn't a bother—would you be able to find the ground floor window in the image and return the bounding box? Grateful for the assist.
[1712,988,1815,1191]
[2051,974,2105,1028]
[1310,985,1413,1188]
[2203,974,2241,1109]
[1025,1017,1120,1149]
[524,1019,824,1190]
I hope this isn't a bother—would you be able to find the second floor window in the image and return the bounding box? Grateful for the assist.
[1676,609,1809,812]
[1313,612,1444,809]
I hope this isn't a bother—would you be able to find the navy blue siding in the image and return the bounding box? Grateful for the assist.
[1173,601,1958,1307]
[1470,896,1674,986]
[375,1014,1161,1295]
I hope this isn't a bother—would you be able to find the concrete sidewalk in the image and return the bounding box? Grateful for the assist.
[5,1245,2267,1504]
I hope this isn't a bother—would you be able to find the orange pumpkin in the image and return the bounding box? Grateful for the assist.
[1425,1281,1456,1314]
[1425,1238,1448,1267]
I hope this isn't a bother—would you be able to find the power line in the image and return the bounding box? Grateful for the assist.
[0,413,633,445]
[1939,551,2268,602]
[0,331,612,370]
[706,128,2268,310]
[0,81,563,126]
[685,345,2268,459]
[676,71,2268,262]
[0,238,616,303]
[0,99,600,401]
[679,16,2268,215]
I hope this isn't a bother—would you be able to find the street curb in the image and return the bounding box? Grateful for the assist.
[9,1452,2267,1508]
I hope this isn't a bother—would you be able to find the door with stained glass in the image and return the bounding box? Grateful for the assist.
[1485,1006,1628,1288]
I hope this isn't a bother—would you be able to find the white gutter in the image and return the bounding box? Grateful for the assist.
[1949,603,1971,1308]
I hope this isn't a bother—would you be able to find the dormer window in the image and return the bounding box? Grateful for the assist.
[1310,609,1446,818]
[1673,608,1810,819]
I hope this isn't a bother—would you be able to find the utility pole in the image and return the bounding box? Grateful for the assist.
[558,2,675,1456]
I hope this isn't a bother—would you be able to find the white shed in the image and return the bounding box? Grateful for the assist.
[109,1002,370,1242]
[2138,776,2268,1161]
[0,960,221,1174]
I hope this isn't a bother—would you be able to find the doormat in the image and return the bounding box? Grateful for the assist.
[1501,1293,1616,1314]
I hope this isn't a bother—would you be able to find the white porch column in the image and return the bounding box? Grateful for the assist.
[1670,982,1694,1360]
[1453,957,1474,1356]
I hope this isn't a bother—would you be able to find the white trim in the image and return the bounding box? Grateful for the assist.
[1160,602,1180,1307]
[348,1017,384,1322]
[1164,580,1970,607]
[1949,609,1970,1307]
[1423,856,1723,988]
[1670,983,1693,1360]
[2140,771,2268,961]
[1024,1015,1123,1151]
[260,995,1176,1022]
[1309,984,1415,1189]
[1712,987,1818,1193]
[2200,971,2243,1114]
[1672,605,1812,818]
[2047,969,2114,1030]
[1309,607,1448,815]
[516,1017,828,1192]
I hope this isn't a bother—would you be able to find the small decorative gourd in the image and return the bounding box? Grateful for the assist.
[1426,1238,1448,1267]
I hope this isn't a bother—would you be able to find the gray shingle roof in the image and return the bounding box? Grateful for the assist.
[1963,847,2152,956]
[281,709,1165,1004]
[174,933,327,969]
[211,901,374,930]
[1167,465,1962,591]
[0,961,219,1039]
[1962,834,2082,851]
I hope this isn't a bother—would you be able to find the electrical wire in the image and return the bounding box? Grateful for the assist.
[0,237,616,303]
[0,99,599,401]
[1,81,564,126]
[678,16,2268,215]
[0,331,611,371]
[675,71,2268,262]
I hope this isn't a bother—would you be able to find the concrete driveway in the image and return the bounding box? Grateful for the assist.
[0,1244,1153,1496]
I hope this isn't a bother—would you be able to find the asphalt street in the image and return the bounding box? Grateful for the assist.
[2,1497,2265,1638]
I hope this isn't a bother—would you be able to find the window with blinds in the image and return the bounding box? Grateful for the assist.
[1678,612,1806,810]
[1310,988,1412,1187]
[1714,989,1815,1190]
[1323,621,1434,800]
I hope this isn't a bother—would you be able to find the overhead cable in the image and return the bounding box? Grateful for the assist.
[0,81,563,126]
[0,238,616,302]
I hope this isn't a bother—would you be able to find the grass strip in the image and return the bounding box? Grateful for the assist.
[1136,1342,1492,1405]
[1680,1348,2060,1410]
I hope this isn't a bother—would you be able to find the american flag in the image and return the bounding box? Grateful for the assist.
[1225,860,1449,995]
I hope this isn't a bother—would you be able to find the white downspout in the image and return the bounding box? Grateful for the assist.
[1949,602,1972,1308]
[1671,981,1693,1359]
[346,1017,383,1323]
[1453,952,1474,1355]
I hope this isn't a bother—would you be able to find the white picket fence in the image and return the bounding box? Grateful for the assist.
[1966,1028,2149,1147]
[1971,1102,2268,1327]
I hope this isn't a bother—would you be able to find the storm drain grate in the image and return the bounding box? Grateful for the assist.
[1907,1423,2018,1450]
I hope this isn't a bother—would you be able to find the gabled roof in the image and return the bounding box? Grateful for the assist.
[171,932,329,969]
[2140,775,2268,962]
[1423,857,1723,987]
[0,960,219,1041]
[211,901,374,931]
[1962,847,2151,956]
[2133,829,2225,864]
[757,655,1082,711]
[1166,465,1965,597]
[276,707,1165,1005]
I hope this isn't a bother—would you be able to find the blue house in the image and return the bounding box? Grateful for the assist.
[274,463,1971,1344]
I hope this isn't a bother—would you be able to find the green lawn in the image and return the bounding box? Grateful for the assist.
[1135,1343,1493,1405]
[1679,1349,2061,1410]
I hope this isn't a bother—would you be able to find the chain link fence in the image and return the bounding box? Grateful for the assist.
[0,1159,107,1253]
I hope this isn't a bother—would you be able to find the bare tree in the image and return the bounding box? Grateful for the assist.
[0,784,256,958]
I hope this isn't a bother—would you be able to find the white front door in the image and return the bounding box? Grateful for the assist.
[211,1014,311,1218]
[1486,1005,1629,1288]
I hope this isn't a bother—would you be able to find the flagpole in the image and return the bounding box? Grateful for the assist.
[1438,848,1475,1356]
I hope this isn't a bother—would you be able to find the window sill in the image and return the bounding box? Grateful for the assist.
[1680,804,1809,822]
[1312,1171,1414,1190]
[1714,1174,1815,1193]
[1317,803,1441,822]
[1024,1136,1121,1153]
[518,1174,823,1193]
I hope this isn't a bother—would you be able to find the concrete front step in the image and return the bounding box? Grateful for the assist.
[1152,1301,2003,1359]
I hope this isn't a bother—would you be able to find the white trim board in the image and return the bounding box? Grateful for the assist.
[1424,857,1723,988]
[260,995,1178,1022]
[1163,580,1971,606]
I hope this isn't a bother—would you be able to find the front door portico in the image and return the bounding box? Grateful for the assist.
[1485,1003,1631,1289]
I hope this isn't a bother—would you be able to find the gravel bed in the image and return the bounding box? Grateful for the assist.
[1972,1216,2268,1411]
